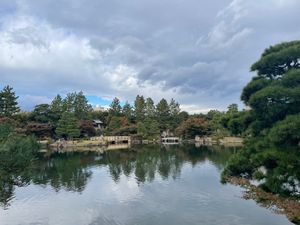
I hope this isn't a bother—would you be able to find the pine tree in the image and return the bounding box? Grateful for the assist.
[169,98,180,116]
[109,97,122,116]
[74,91,92,119]
[0,85,20,117]
[122,101,133,120]
[62,93,76,112]
[56,112,80,139]
[134,95,145,122]
[156,98,170,131]
[145,97,156,118]
[50,94,63,122]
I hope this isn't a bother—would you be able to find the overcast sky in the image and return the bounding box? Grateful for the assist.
[0,0,299,113]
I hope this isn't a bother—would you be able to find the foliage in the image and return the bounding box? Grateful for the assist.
[74,91,93,119]
[156,98,170,131]
[223,40,300,197]
[80,120,96,137]
[145,97,156,118]
[26,122,54,138]
[109,97,122,117]
[55,112,80,139]
[0,123,13,142]
[134,95,146,122]
[251,40,300,79]
[268,114,300,146]
[0,85,20,117]
[176,117,209,139]
[137,118,160,139]
[30,104,52,123]
[122,101,133,121]
[0,135,39,171]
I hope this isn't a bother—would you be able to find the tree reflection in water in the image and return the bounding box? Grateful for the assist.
[0,144,236,208]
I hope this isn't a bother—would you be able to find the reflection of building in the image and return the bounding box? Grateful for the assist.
[93,120,105,129]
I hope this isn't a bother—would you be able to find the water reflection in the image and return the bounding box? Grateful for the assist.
[0,144,235,208]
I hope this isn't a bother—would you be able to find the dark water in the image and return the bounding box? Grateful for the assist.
[0,145,292,225]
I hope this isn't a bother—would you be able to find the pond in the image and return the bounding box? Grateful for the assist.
[0,144,293,225]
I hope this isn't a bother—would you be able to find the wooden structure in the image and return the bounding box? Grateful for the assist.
[103,136,131,144]
[92,120,104,129]
[161,137,180,144]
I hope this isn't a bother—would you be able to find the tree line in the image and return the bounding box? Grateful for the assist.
[0,82,255,141]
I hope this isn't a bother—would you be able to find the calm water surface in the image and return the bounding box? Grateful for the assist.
[0,145,293,225]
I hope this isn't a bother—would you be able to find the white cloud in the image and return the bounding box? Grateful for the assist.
[0,0,299,112]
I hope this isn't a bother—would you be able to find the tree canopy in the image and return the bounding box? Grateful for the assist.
[0,86,20,117]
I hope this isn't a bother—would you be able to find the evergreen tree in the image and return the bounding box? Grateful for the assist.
[227,103,238,115]
[145,97,156,118]
[62,93,76,112]
[122,101,133,121]
[134,95,145,122]
[74,91,92,119]
[50,94,63,122]
[0,86,20,117]
[169,98,181,129]
[31,104,51,123]
[55,112,80,139]
[137,117,160,139]
[156,98,170,130]
[109,97,122,116]
[169,98,180,117]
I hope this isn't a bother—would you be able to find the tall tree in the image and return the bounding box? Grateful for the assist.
[122,101,133,121]
[223,41,300,196]
[62,93,76,112]
[0,86,20,117]
[55,112,80,139]
[74,91,92,119]
[109,97,122,117]
[137,117,160,139]
[169,98,180,117]
[50,94,63,122]
[134,95,146,122]
[145,97,156,118]
[156,98,170,131]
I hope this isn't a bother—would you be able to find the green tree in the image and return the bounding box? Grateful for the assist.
[145,97,156,118]
[109,97,122,117]
[122,101,133,121]
[223,41,300,198]
[0,123,12,142]
[30,104,51,123]
[0,85,20,117]
[62,93,76,112]
[55,112,80,139]
[268,114,300,146]
[176,117,209,139]
[156,98,170,130]
[227,103,238,115]
[134,95,146,122]
[137,118,160,139]
[74,91,92,119]
[50,94,63,122]
[251,40,300,79]
[169,98,180,117]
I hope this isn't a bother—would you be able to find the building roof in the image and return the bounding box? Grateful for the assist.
[93,119,104,124]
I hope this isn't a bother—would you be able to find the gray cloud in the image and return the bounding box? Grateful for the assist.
[0,0,299,112]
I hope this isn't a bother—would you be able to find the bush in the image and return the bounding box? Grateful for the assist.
[0,135,40,172]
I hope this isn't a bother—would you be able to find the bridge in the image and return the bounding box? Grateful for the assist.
[161,137,181,144]
[90,136,131,144]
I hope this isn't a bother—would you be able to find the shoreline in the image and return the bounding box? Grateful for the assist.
[227,177,300,224]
